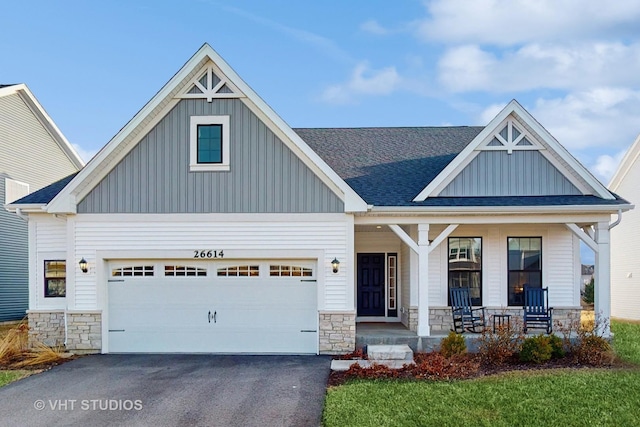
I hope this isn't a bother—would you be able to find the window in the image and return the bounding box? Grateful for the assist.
[4,178,29,204]
[508,237,542,306]
[217,265,259,277]
[112,266,155,277]
[448,237,482,306]
[269,265,313,277]
[44,260,66,297]
[387,254,397,316]
[164,265,207,277]
[190,115,230,171]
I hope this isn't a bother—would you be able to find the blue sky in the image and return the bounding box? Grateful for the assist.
[3,0,640,263]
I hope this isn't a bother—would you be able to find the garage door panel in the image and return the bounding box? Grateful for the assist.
[108,262,318,354]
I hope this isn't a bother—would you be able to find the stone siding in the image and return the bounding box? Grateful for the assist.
[319,311,356,354]
[66,312,102,354]
[27,311,65,347]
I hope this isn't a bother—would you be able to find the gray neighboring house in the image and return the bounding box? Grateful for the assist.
[0,84,84,322]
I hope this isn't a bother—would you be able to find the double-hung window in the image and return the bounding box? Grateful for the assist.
[507,237,542,306]
[448,237,482,306]
[44,260,66,297]
[189,115,230,171]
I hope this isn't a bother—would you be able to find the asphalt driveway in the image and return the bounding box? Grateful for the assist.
[0,354,331,427]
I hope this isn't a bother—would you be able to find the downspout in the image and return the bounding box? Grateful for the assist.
[609,209,622,230]
[15,207,29,221]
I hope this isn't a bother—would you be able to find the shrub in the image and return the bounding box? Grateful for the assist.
[576,335,614,366]
[407,352,480,380]
[520,335,553,364]
[440,331,467,358]
[548,334,566,358]
[555,311,614,366]
[476,317,524,365]
[583,278,594,304]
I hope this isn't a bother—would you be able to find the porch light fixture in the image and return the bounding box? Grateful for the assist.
[331,258,340,274]
[79,258,88,273]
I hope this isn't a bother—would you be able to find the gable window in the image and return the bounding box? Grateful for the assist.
[44,260,66,297]
[190,115,230,171]
[508,237,542,306]
[448,238,482,306]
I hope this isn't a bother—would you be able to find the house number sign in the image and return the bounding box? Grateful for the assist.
[193,250,224,259]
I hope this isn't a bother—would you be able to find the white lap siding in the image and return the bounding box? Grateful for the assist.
[71,214,350,311]
[32,216,68,310]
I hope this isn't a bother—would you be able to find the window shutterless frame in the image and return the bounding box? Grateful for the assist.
[189,115,230,171]
[507,236,542,306]
[44,260,66,298]
[447,237,482,306]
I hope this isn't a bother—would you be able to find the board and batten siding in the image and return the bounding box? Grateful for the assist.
[0,93,79,191]
[0,179,28,320]
[439,151,581,197]
[71,216,349,311]
[78,98,344,214]
[611,158,640,320]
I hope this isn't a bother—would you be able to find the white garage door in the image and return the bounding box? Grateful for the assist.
[108,260,318,354]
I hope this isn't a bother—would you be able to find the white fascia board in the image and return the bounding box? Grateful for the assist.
[609,133,640,191]
[0,84,84,170]
[413,99,615,201]
[46,43,366,214]
[412,100,519,201]
[368,203,634,215]
[3,203,47,213]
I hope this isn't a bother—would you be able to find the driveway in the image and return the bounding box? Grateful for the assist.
[0,354,331,427]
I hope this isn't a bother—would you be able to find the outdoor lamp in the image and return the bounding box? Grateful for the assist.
[331,258,340,273]
[79,258,88,273]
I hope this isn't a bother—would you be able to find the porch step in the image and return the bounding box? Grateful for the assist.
[367,344,413,361]
[330,359,414,371]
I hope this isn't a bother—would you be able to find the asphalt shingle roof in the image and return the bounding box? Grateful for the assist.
[11,173,78,204]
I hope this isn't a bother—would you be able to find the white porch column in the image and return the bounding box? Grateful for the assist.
[417,223,430,336]
[595,221,611,337]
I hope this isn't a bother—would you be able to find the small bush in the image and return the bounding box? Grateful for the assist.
[555,311,614,366]
[476,317,524,366]
[576,335,614,366]
[407,352,480,380]
[440,331,467,358]
[548,334,566,358]
[520,335,553,364]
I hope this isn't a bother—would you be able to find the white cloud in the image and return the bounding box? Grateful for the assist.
[417,0,640,46]
[438,42,640,93]
[321,63,401,104]
[593,150,627,183]
[360,19,389,35]
[72,143,98,164]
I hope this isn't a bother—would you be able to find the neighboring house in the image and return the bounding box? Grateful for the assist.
[581,264,594,294]
[6,44,631,354]
[609,134,640,321]
[0,84,84,322]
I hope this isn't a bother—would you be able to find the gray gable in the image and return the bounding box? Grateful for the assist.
[294,127,484,206]
[78,99,344,214]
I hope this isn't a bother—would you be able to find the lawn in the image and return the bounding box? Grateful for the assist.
[0,370,31,387]
[323,320,640,427]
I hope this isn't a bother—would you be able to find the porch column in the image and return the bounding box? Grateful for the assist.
[417,223,430,336]
[595,221,611,337]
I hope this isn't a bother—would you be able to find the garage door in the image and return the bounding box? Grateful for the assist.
[108,260,318,353]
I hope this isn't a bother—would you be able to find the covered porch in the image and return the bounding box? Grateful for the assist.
[353,212,615,338]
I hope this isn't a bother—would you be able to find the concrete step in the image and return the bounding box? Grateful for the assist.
[367,344,413,361]
[330,359,415,371]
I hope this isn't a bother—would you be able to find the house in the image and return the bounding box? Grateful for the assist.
[5,44,631,354]
[609,134,640,321]
[0,84,84,322]
[581,264,594,294]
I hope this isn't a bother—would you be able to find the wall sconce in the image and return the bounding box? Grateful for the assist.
[79,258,88,273]
[331,258,340,274]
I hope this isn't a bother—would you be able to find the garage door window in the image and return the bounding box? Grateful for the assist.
[165,265,207,277]
[112,266,155,277]
[269,265,313,277]
[217,265,259,277]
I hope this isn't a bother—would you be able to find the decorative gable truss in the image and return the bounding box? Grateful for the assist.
[413,100,615,201]
[176,63,243,102]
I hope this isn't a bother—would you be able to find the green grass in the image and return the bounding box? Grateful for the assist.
[323,320,640,427]
[0,370,31,387]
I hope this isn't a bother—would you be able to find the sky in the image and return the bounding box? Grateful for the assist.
[2,0,640,263]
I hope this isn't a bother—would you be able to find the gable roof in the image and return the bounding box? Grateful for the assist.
[43,43,367,214]
[609,133,640,192]
[295,127,483,206]
[0,84,84,170]
[10,172,78,205]
[412,100,615,202]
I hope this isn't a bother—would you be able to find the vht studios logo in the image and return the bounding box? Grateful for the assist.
[34,399,143,411]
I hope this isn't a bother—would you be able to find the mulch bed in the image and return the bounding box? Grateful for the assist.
[328,352,628,387]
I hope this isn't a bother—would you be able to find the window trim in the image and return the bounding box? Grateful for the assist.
[447,237,482,306]
[44,260,66,298]
[189,115,230,171]
[507,236,543,306]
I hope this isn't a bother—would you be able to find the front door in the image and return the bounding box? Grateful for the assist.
[357,253,385,316]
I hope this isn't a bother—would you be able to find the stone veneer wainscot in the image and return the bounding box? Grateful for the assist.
[319,311,356,354]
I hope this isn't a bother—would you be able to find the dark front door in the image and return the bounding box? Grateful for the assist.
[357,253,385,316]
